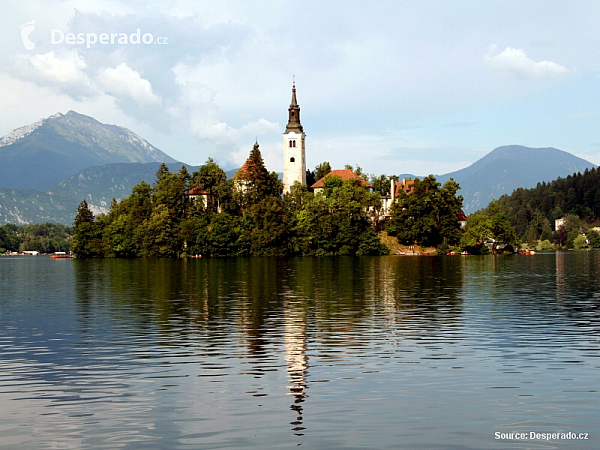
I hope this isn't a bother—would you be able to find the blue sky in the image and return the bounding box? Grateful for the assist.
[2,0,600,177]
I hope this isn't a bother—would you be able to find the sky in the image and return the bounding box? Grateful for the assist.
[2,0,600,177]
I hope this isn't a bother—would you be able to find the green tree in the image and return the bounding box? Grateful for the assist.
[153,165,189,220]
[74,199,94,227]
[573,234,588,250]
[291,177,387,256]
[488,201,520,251]
[316,161,332,180]
[234,142,282,209]
[587,230,600,248]
[306,161,332,190]
[460,213,493,254]
[135,204,181,257]
[387,175,463,248]
[72,200,102,258]
[190,158,228,213]
[536,239,555,251]
[554,226,567,247]
[247,197,290,256]
[207,213,243,257]
[369,173,398,196]
[180,213,210,256]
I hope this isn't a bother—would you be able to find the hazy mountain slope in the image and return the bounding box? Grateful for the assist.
[0,111,176,190]
[436,145,596,213]
[0,162,189,225]
[0,140,596,224]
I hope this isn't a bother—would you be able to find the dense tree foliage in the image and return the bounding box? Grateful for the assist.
[492,167,600,244]
[233,142,282,210]
[289,176,389,256]
[460,201,520,254]
[71,145,468,258]
[386,175,464,250]
[0,222,72,254]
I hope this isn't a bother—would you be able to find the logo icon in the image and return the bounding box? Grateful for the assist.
[21,20,35,50]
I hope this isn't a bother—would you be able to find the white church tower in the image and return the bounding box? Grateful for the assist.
[283,79,306,194]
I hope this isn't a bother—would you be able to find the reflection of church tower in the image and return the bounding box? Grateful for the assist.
[283,79,306,194]
[284,301,308,436]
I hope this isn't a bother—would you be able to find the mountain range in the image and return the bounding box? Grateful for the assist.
[0,111,596,224]
[436,145,596,212]
[0,111,176,190]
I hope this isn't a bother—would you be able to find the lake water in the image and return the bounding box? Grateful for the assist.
[0,253,599,449]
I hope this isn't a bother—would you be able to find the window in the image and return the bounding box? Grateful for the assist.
[289,139,296,148]
[290,157,295,162]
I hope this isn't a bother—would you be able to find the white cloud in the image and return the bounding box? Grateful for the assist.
[29,51,87,84]
[239,118,280,136]
[173,82,237,145]
[485,46,570,79]
[97,63,161,105]
[11,50,94,97]
[167,80,285,167]
[231,139,281,173]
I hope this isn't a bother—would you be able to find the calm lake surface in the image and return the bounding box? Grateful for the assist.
[1,253,599,449]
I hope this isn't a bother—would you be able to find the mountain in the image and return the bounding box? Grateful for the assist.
[0,111,176,190]
[0,162,192,225]
[0,136,595,224]
[436,145,597,213]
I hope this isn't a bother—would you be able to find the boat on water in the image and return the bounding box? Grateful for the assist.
[50,252,73,259]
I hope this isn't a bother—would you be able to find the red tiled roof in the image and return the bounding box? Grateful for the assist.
[457,209,468,221]
[394,180,414,196]
[188,187,208,195]
[231,159,256,180]
[311,169,372,189]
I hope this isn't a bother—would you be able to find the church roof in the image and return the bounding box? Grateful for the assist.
[188,187,208,195]
[231,159,255,180]
[232,141,262,180]
[285,80,303,133]
[394,179,415,196]
[311,169,373,189]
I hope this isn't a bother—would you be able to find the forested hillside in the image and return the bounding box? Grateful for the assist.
[490,167,600,243]
[0,223,72,254]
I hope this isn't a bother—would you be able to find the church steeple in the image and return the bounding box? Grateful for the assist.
[285,78,303,133]
[282,77,306,194]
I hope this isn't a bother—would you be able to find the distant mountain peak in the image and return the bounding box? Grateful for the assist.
[437,145,596,213]
[0,111,177,190]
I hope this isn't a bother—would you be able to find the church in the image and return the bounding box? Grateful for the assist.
[282,79,307,194]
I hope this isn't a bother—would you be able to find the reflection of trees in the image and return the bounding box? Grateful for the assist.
[74,256,466,349]
[72,256,468,442]
[556,251,566,302]
[555,251,600,330]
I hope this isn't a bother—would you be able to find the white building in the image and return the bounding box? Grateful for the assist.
[283,80,306,194]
